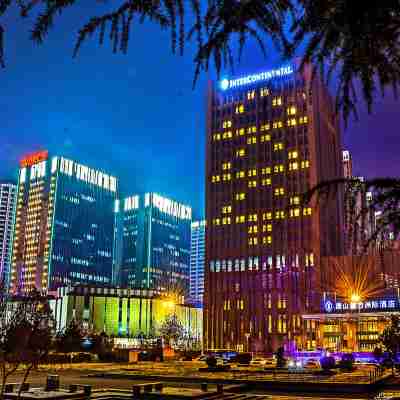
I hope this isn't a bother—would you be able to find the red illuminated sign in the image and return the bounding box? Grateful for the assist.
[20,150,49,168]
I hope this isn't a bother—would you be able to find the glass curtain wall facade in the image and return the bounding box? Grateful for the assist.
[0,182,17,286]
[10,151,118,294]
[205,63,344,353]
[190,220,206,306]
[116,193,192,298]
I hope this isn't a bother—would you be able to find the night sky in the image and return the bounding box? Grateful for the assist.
[1,3,398,220]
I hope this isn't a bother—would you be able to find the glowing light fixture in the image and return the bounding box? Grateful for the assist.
[351,293,361,303]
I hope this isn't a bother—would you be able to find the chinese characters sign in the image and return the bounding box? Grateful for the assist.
[324,299,399,313]
[20,150,48,167]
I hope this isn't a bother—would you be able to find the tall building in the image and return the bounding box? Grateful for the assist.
[342,150,352,179]
[205,63,344,352]
[10,151,118,294]
[0,182,17,286]
[342,151,375,253]
[116,193,192,298]
[190,220,206,306]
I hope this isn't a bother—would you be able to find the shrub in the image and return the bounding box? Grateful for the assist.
[339,353,355,372]
[206,356,217,368]
[320,356,335,370]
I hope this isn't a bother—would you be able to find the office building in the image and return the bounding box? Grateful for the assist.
[10,151,118,294]
[205,63,344,352]
[190,220,206,306]
[116,193,191,298]
[0,182,17,286]
[342,151,375,253]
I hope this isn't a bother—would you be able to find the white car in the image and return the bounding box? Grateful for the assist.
[250,357,267,366]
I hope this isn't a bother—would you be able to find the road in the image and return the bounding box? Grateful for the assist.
[5,369,390,400]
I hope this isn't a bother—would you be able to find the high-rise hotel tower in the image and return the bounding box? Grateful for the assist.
[205,63,344,352]
[10,151,118,294]
[0,182,17,286]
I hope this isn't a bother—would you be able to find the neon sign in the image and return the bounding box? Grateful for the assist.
[220,65,294,91]
[20,150,48,167]
[324,298,399,313]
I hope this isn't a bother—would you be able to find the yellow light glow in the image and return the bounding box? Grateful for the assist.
[351,293,361,303]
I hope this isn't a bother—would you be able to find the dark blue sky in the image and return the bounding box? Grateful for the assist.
[1,3,398,219]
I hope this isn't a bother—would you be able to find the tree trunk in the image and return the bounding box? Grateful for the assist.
[17,364,33,399]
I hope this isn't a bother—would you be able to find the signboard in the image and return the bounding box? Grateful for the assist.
[20,150,48,167]
[324,298,400,313]
[220,65,294,91]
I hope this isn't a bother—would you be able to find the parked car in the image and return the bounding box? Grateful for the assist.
[250,357,267,366]
[305,359,320,369]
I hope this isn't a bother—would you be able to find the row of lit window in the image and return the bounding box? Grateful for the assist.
[212,162,309,183]
[213,117,308,141]
[248,236,272,246]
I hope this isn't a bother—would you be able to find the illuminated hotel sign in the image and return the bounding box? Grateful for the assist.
[145,193,192,220]
[324,298,400,313]
[220,65,294,91]
[20,150,48,167]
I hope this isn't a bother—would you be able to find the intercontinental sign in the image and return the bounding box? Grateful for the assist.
[324,298,400,313]
[220,65,294,91]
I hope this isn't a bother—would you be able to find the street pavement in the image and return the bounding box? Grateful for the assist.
[3,364,398,400]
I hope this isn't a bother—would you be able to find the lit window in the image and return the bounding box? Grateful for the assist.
[262,236,272,245]
[236,149,245,157]
[222,217,231,225]
[248,169,257,177]
[299,116,309,124]
[273,142,284,151]
[248,225,258,234]
[248,237,258,246]
[222,162,231,170]
[287,106,297,115]
[235,193,246,201]
[213,133,221,141]
[261,178,271,186]
[248,214,258,222]
[248,180,257,188]
[247,90,255,100]
[260,88,269,97]
[236,171,245,179]
[274,164,285,173]
[275,210,286,219]
[261,167,271,175]
[262,224,272,232]
[290,196,300,205]
[222,205,232,214]
[301,160,310,169]
[260,123,270,131]
[288,151,298,159]
[222,173,231,181]
[236,128,245,136]
[260,134,271,142]
[213,218,220,226]
[235,105,245,114]
[211,175,221,183]
[274,187,285,196]
[289,162,299,171]
[235,215,246,223]
[289,208,300,217]
[247,136,257,144]
[223,120,232,128]
[263,212,272,220]
[272,97,282,106]
[222,131,232,139]
[303,207,312,216]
